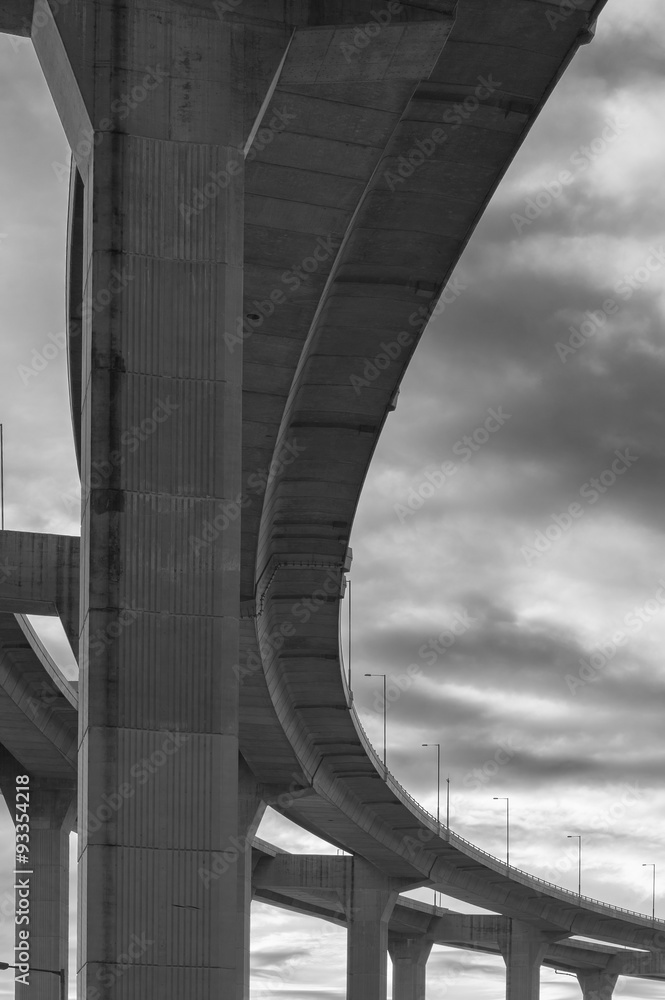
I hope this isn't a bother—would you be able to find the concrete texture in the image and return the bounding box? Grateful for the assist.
[5,1,658,998]
[388,935,433,1000]
[0,532,79,657]
[0,745,75,1000]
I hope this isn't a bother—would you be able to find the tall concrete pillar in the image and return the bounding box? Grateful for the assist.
[577,971,619,999]
[344,859,398,1000]
[388,934,432,1000]
[499,919,549,1000]
[237,759,265,1000]
[0,758,75,1000]
[26,4,281,997]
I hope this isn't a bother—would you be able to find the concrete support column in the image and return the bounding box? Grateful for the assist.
[388,934,432,1000]
[577,971,619,1000]
[29,3,260,997]
[344,859,398,1000]
[499,920,549,1000]
[237,760,265,1000]
[0,768,76,1000]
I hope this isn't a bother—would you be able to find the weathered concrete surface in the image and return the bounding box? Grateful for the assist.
[0,615,76,779]
[0,531,79,656]
[499,919,560,1000]
[388,934,432,1000]
[0,745,76,1000]
[578,970,619,999]
[0,0,32,35]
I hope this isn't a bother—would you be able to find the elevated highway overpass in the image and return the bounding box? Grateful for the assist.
[0,1,655,998]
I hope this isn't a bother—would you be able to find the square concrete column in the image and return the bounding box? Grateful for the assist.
[388,934,433,1000]
[499,920,550,1000]
[28,2,261,996]
[344,859,399,1000]
[577,971,619,999]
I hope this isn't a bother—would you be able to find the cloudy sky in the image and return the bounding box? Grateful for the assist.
[1,1,665,997]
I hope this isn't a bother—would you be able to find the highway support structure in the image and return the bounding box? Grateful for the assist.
[0,1,651,999]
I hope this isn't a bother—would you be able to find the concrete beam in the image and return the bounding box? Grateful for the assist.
[253,853,351,890]
[0,531,79,658]
[0,615,77,779]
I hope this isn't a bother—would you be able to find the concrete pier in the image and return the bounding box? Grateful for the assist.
[499,920,550,1000]
[577,971,619,999]
[27,3,264,996]
[0,750,75,1000]
[345,860,399,1000]
[388,934,432,1000]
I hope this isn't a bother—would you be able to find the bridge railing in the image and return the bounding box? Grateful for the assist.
[338,644,665,928]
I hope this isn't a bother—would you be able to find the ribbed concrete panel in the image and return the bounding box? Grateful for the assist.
[117,258,233,381]
[78,968,231,1000]
[93,495,238,616]
[99,135,242,262]
[84,842,236,966]
[89,614,223,732]
[106,373,231,499]
[84,729,225,851]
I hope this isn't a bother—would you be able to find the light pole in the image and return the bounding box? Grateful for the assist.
[446,775,450,832]
[364,673,387,768]
[643,863,656,924]
[567,835,582,899]
[493,797,510,869]
[422,743,441,828]
[0,962,65,1000]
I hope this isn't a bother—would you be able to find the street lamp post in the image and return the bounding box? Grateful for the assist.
[364,673,387,768]
[643,863,656,924]
[446,775,450,832]
[421,743,441,828]
[493,797,510,870]
[0,962,65,1000]
[567,835,582,899]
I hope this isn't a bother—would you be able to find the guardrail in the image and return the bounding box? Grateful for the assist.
[340,647,665,928]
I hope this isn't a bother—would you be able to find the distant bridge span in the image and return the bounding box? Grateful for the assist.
[2,2,658,1000]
